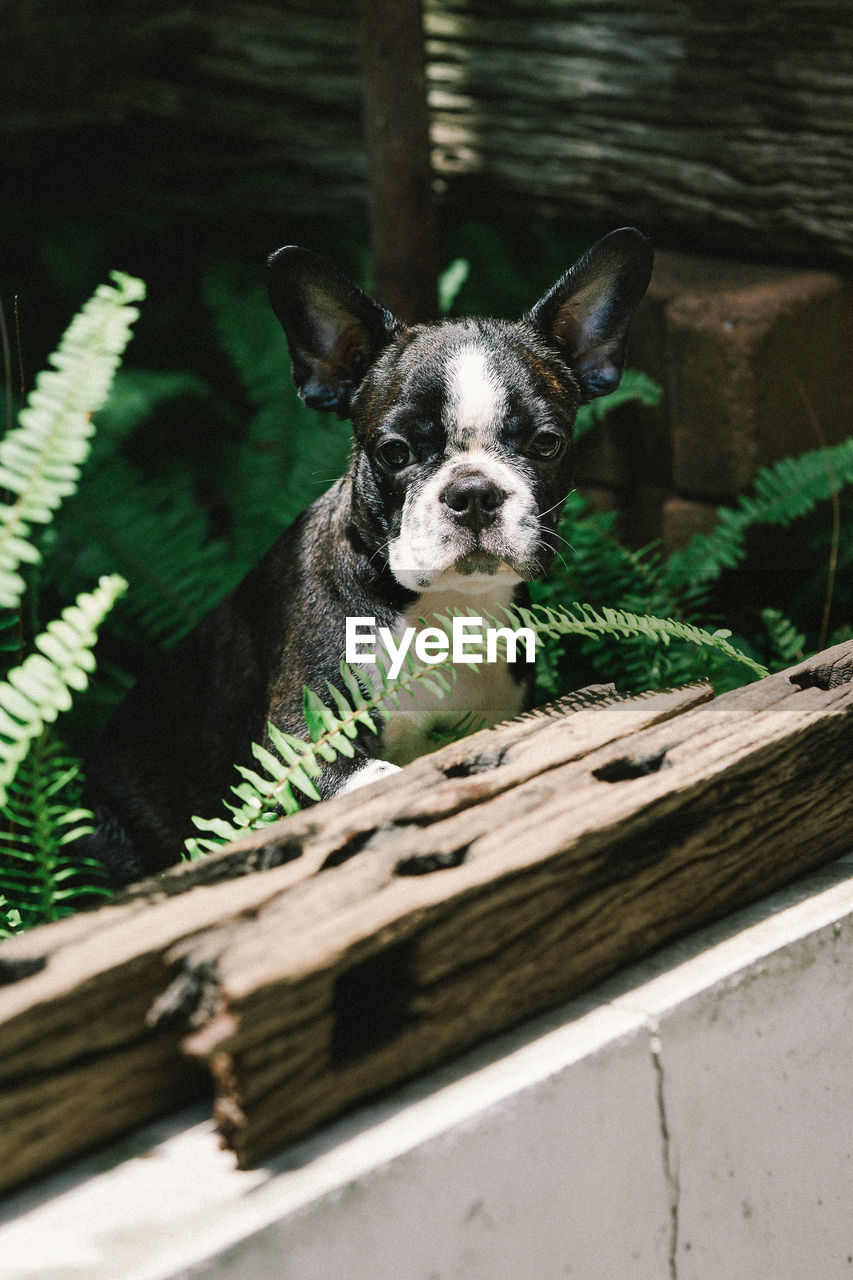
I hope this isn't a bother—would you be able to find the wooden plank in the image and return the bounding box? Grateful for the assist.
[426,1,853,265]
[0,681,702,1192]
[1,648,851,1185]
[173,643,853,1167]
[3,3,851,266]
[0,1035,203,1197]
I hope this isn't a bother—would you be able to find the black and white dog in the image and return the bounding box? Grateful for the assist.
[83,228,653,884]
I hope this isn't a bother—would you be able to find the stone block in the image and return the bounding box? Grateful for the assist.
[661,495,720,555]
[576,484,619,515]
[619,484,666,549]
[629,251,853,499]
[574,400,672,492]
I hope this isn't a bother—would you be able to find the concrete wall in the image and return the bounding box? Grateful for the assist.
[2,855,852,1280]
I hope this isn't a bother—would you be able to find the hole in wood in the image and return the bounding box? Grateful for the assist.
[147,957,221,1032]
[320,829,375,869]
[394,846,469,876]
[789,659,853,691]
[0,955,46,985]
[443,748,507,778]
[593,747,671,783]
[330,938,416,1066]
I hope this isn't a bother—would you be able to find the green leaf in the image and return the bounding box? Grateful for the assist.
[0,273,144,610]
[438,257,471,314]
[0,575,126,807]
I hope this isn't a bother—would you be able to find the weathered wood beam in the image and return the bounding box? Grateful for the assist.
[182,645,853,1165]
[2,3,850,266]
[0,645,852,1191]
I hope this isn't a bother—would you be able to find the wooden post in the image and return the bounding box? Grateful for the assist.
[357,0,438,323]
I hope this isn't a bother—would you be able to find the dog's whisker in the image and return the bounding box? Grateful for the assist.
[537,487,576,522]
[538,528,576,555]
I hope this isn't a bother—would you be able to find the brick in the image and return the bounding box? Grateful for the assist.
[618,485,666,549]
[661,495,720,555]
[629,252,853,499]
[576,484,619,515]
[574,400,671,492]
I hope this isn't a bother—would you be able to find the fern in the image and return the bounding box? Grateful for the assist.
[532,490,714,696]
[499,601,766,679]
[187,600,763,856]
[0,272,144,609]
[0,610,19,665]
[574,368,663,442]
[438,257,471,314]
[667,440,853,592]
[0,574,126,806]
[0,896,23,938]
[186,651,456,856]
[0,730,108,933]
[40,361,237,649]
[0,274,142,930]
[534,435,853,697]
[761,607,807,670]
[58,458,235,645]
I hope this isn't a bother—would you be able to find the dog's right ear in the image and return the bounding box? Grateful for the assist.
[526,228,653,401]
[267,247,401,418]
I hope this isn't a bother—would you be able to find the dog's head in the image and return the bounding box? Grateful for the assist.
[267,229,652,593]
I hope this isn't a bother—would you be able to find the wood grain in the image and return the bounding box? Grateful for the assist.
[183,646,853,1164]
[4,2,851,265]
[0,646,851,1190]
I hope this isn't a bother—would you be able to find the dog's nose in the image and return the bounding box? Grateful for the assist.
[440,473,506,534]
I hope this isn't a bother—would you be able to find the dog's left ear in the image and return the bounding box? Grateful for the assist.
[526,228,653,400]
[267,247,401,418]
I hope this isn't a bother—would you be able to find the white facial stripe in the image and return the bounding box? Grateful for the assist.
[450,447,515,489]
[444,344,507,448]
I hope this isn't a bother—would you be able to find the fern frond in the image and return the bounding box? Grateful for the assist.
[667,439,853,591]
[0,273,144,609]
[0,574,126,805]
[185,648,459,856]
[188,594,764,857]
[85,368,206,463]
[438,258,471,315]
[574,368,663,441]
[59,460,235,645]
[0,896,23,938]
[544,491,685,617]
[0,730,109,929]
[203,261,351,561]
[0,611,20,677]
[761,607,807,670]
[452,601,767,681]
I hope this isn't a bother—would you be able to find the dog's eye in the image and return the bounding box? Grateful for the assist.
[377,439,414,469]
[528,430,564,460]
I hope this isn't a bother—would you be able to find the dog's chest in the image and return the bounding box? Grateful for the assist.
[375,582,526,766]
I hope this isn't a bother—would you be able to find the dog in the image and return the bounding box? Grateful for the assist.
[82,228,653,885]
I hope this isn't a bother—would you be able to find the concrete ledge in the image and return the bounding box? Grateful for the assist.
[2,855,852,1280]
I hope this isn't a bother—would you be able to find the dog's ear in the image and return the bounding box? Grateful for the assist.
[267,247,401,418]
[526,228,653,400]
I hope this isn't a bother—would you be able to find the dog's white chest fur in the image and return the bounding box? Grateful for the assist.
[377,576,526,766]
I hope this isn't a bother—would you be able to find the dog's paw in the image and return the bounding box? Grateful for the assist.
[337,759,401,795]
